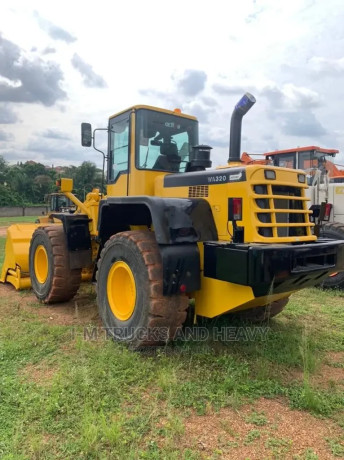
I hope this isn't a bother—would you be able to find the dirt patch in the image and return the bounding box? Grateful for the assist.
[181,398,343,459]
[312,364,344,389]
[281,351,344,390]
[0,226,8,236]
[327,352,344,365]
[21,360,58,386]
[25,293,100,326]
[0,282,99,326]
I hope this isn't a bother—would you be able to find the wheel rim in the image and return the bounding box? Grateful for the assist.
[107,261,136,321]
[34,245,49,284]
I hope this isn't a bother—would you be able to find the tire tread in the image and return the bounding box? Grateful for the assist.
[96,230,189,347]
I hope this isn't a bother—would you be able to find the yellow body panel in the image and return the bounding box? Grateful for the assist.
[193,240,291,318]
[194,274,291,318]
[154,164,315,318]
[106,174,128,198]
[155,164,315,244]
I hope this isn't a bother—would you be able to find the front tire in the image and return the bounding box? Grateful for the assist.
[96,231,189,348]
[29,226,81,303]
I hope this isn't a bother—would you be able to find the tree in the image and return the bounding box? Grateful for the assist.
[0,184,22,206]
[0,156,8,184]
[73,161,102,199]
[0,157,102,206]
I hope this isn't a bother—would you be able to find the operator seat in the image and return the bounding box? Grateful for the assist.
[153,142,181,172]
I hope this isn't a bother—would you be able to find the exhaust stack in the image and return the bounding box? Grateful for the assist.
[228,93,256,163]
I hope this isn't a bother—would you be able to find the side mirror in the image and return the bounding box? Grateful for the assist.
[81,122,92,147]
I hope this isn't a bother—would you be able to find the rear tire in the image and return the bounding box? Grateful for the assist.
[319,222,344,289]
[96,231,189,348]
[29,226,81,303]
[232,298,289,323]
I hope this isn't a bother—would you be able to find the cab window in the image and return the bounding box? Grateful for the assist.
[299,151,321,171]
[108,114,130,182]
[136,109,198,173]
[273,153,296,169]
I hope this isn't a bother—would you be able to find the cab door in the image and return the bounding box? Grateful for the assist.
[107,111,130,197]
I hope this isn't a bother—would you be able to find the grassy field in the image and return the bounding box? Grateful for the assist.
[0,216,38,226]
[0,235,343,458]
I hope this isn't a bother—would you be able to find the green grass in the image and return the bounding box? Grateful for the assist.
[0,231,344,459]
[0,286,343,458]
[0,216,39,226]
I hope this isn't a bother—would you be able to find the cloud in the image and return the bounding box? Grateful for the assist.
[40,129,71,140]
[205,138,228,148]
[212,83,248,96]
[34,12,76,43]
[0,104,19,123]
[280,111,327,137]
[245,5,266,23]
[309,56,344,76]
[0,129,14,141]
[260,85,284,107]
[138,88,167,99]
[201,96,218,107]
[201,126,229,149]
[188,103,209,123]
[23,138,101,166]
[261,84,322,109]
[176,70,207,96]
[213,82,322,110]
[42,46,56,55]
[182,101,213,124]
[71,54,107,88]
[26,138,76,156]
[0,36,67,106]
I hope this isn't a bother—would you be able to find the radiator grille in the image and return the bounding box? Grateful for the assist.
[253,183,312,239]
[188,185,209,197]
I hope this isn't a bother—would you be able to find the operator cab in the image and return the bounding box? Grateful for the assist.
[265,146,340,185]
[106,106,202,183]
[82,105,212,197]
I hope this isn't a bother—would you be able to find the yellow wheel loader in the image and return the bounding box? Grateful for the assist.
[1,93,344,347]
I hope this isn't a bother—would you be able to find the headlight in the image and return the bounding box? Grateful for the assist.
[298,174,306,183]
[264,170,276,180]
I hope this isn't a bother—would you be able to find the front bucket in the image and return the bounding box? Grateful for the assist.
[0,224,40,290]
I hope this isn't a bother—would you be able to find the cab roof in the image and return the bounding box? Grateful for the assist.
[264,146,339,157]
[109,105,197,121]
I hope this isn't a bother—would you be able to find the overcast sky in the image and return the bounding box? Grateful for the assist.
[1,0,344,169]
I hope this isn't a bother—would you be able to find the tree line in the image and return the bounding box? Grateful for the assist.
[0,156,103,206]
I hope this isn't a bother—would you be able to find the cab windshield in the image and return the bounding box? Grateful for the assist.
[299,150,330,171]
[136,109,199,173]
[299,150,332,185]
[271,153,296,169]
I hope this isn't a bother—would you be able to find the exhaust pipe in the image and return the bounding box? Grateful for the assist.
[228,93,256,163]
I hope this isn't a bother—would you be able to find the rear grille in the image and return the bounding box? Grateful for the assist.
[253,183,313,239]
[188,185,209,198]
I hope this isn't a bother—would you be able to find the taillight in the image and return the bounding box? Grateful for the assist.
[324,203,332,221]
[228,198,243,221]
